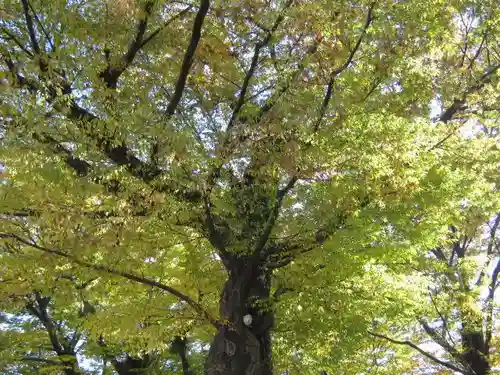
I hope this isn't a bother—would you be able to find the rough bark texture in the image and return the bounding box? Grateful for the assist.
[205,256,273,375]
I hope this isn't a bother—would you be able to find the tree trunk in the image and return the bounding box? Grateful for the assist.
[461,331,490,375]
[171,336,193,375]
[112,354,153,375]
[205,256,273,375]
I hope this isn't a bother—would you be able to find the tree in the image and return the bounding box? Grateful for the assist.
[370,208,500,375]
[0,0,499,374]
[370,209,500,375]
[365,3,500,373]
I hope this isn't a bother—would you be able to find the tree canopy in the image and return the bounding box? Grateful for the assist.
[0,0,499,374]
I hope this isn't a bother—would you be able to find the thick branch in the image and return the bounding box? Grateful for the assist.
[165,0,210,116]
[431,247,447,262]
[1,233,220,328]
[438,64,500,123]
[256,176,298,256]
[20,0,40,55]
[368,331,466,374]
[3,57,202,202]
[99,1,155,88]
[32,132,91,176]
[419,319,463,362]
[26,293,80,375]
[205,0,294,190]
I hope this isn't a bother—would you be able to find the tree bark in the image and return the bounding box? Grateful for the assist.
[461,331,490,375]
[112,354,153,375]
[205,256,273,375]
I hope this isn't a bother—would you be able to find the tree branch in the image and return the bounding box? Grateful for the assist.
[431,247,447,262]
[484,255,500,354]
[438,64,500,123]
[205,0,294,191]
[3,57,202,202]
[20,0,40,55]
[313,2,374,132]
[428,291,456,347]
[31,132,91,177]
[226,0,293,133]
[476,214,500,286]
[139,6,193,49]
[165,0,210,116]
[256,175,298,256]
[1,233,220,329]
[27,0,55,52]
[368,331,466,374]
[26,293,80,375]
[2,54,37,92]
[0,27,34,57]
[171,336,193,375]
[99,1,155,88]
[419,318,464,363]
